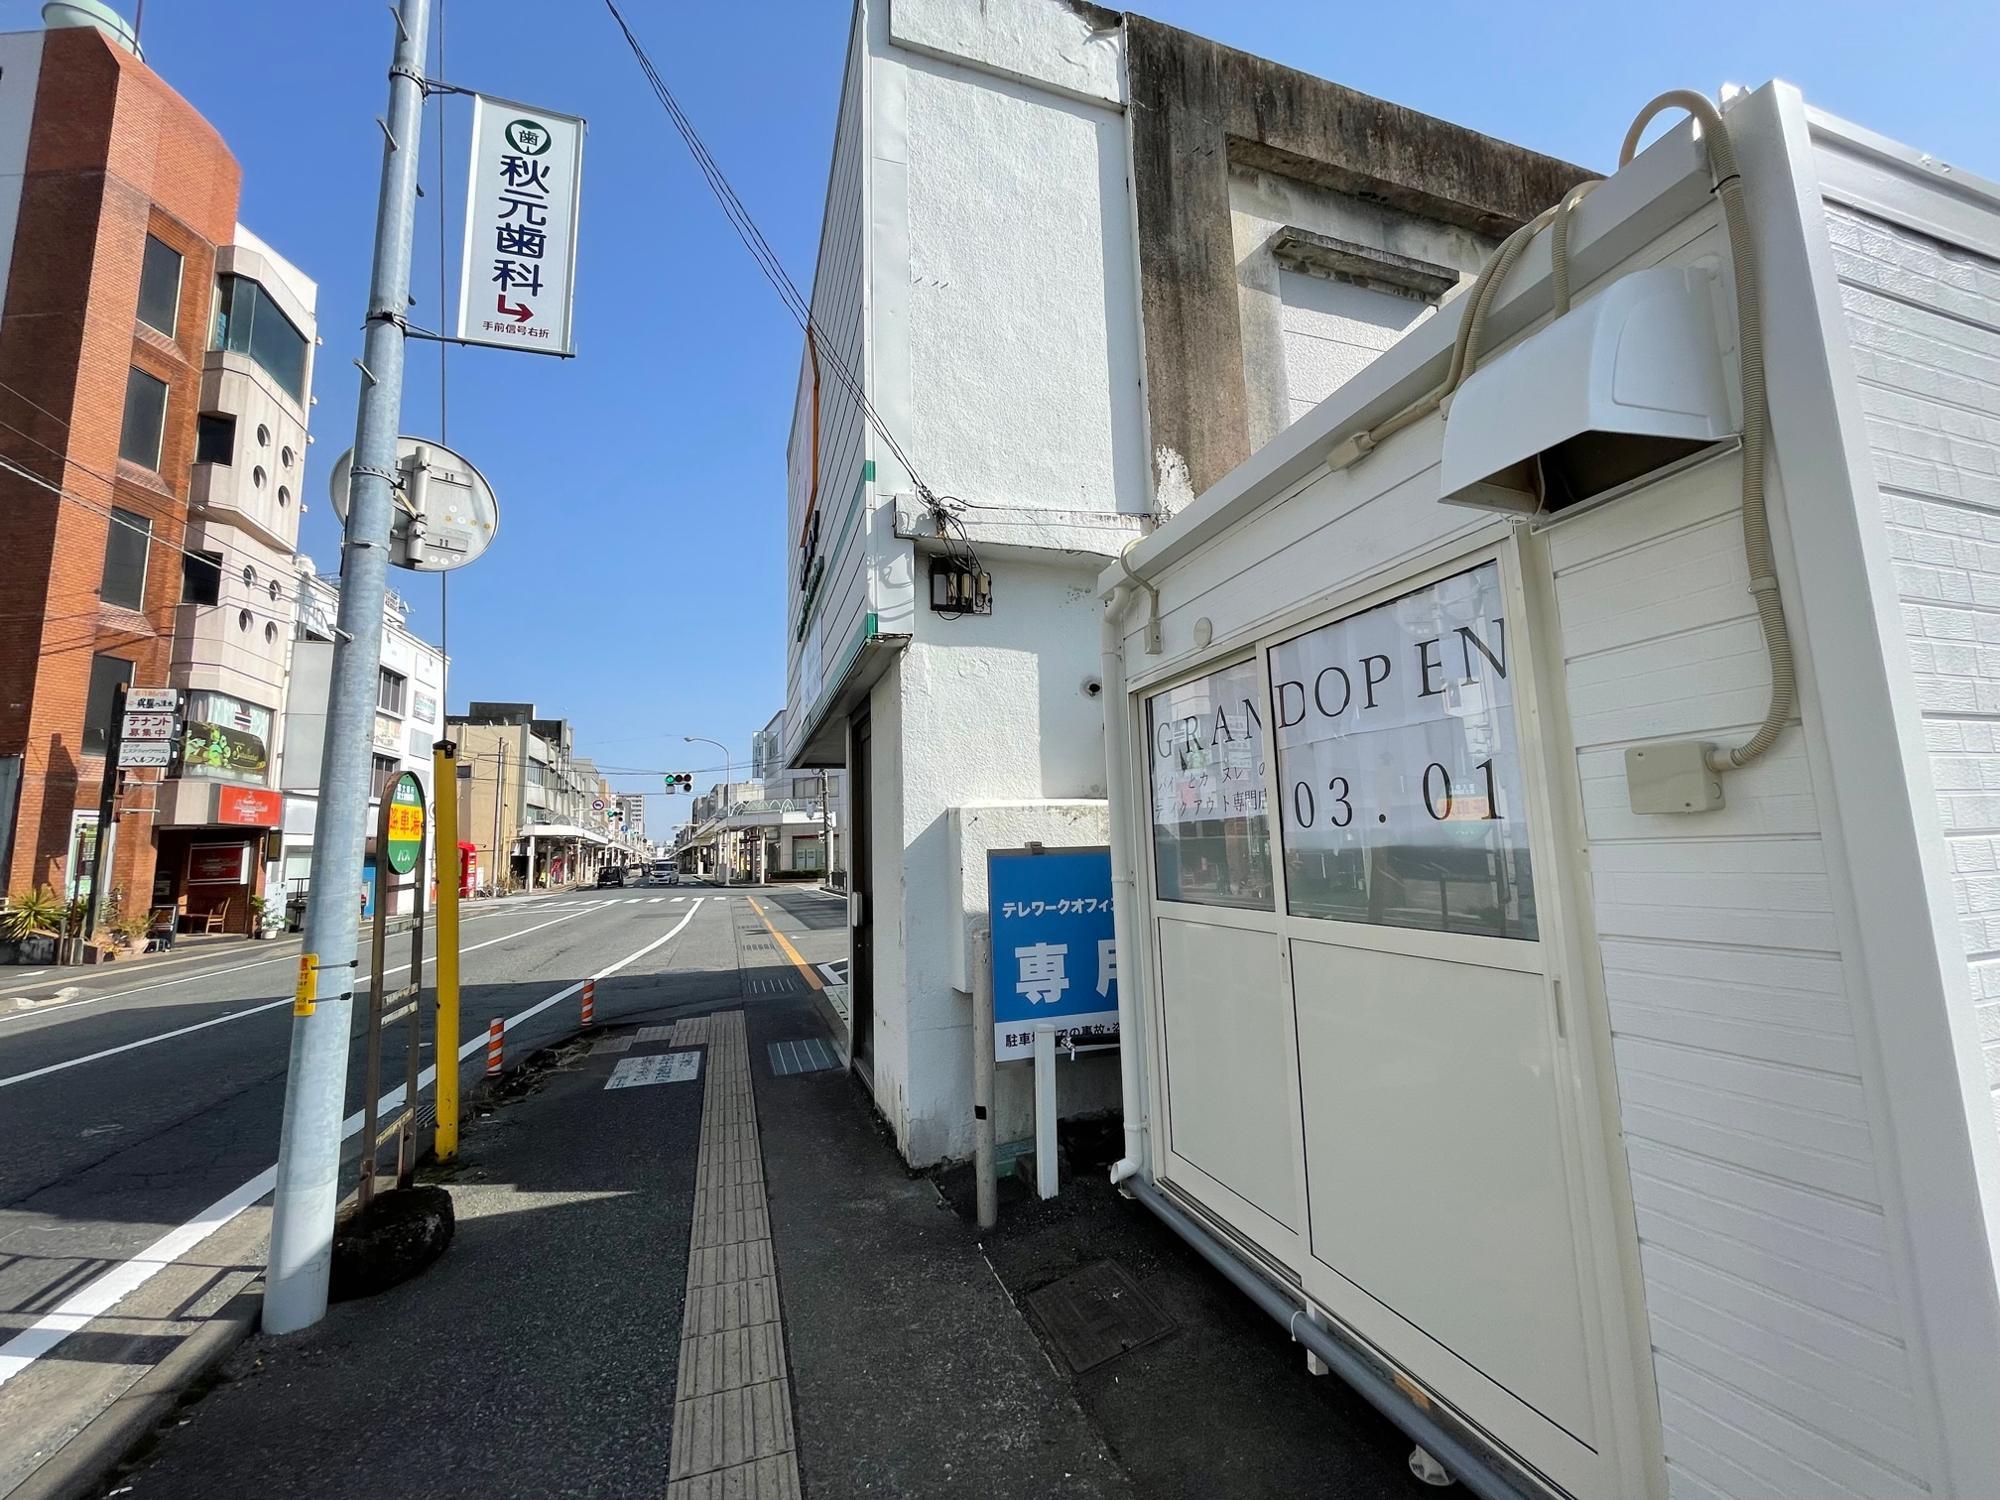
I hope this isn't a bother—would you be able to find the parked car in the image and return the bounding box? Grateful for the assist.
[596,866,626,888]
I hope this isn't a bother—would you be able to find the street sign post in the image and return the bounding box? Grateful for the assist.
[454,94,584,356]
[384,771,426,875]
[357,770,428,1211]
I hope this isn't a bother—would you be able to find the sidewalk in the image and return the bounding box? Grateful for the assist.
[104,984,1423,1497]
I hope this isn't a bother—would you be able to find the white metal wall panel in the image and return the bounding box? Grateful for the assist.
[786,16,871,751]
[1829,202,2000,1145]
[1549,457,1931,1500]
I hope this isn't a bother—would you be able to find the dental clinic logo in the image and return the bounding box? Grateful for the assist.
[504,119,552,155]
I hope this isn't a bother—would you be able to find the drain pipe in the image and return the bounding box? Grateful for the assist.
[1101,573,1150,1187]
[1128,1176,1545,1500]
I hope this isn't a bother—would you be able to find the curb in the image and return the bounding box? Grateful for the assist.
[9,1289,262,1500]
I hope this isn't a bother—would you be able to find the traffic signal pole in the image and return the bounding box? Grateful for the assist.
[265,0,430,1335]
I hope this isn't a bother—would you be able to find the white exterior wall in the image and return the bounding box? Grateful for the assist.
[1105,89,2000,1500]
[787,13,870,740]
[1828,201,2000,1142]
[884,0,1144,519]
[883,557,1118,1162]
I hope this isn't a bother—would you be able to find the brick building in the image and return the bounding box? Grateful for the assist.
[0,11,286,921]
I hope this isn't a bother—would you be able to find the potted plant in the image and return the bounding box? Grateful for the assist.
[248,893,282,940]
[1,886,64,965]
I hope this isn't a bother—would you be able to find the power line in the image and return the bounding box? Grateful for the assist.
[598,0,973,573]
[0,455,308,635]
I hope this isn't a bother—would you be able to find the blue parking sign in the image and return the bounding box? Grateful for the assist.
[988,846,1118,1062]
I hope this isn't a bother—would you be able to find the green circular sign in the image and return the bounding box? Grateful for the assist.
[504,118,552,156]
[385,772,426,876]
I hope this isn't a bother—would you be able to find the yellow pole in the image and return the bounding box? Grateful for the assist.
[432,740,462,1159]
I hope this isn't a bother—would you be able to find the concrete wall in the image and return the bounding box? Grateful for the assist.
[879,554,1112,1162]
[1125,13,1590,502]
[883,0,1147,520]
[1228,164,1496,450]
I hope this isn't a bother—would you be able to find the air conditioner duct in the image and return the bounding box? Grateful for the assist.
[1437,265,1735,517]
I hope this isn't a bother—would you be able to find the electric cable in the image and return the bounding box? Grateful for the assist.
[600,0,984,588]
[1324,90,1794,775]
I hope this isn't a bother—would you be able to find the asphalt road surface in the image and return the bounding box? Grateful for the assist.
[0,880,847,1498]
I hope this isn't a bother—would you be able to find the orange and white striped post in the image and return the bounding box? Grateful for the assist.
[580,978,596,1029]
[485,1018,504,1077]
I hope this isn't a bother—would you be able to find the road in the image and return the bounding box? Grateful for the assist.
[0,880,850,1498]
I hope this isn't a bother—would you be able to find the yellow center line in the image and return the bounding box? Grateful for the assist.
[746,896,825,991]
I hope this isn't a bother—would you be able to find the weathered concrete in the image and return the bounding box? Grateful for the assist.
[1126,13,1596,497]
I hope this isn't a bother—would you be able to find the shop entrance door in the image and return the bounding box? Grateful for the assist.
[1268,557,1605,1492]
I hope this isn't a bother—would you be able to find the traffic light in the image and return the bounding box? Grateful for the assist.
[665,772,693,792]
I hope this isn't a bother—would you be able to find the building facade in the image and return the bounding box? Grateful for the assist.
[450,702,616,890]
[151,225,316,932]
[277,565,444,920]
[0,10,317,936]
[780,0,1588,1164]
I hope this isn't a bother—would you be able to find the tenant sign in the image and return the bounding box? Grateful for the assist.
[455,94,584,356]
[987,846,1118,1062]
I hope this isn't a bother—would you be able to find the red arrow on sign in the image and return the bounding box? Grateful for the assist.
[495,295,534,322]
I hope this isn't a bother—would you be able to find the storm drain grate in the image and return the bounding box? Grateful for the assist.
[766,1037,841,1076]
[1023,1260,1173,1374]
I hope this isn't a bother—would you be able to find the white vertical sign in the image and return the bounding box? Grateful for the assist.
[455,94,584,356]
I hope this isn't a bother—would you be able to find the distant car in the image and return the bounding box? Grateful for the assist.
[596,867,626,888]
[649,863,679,886]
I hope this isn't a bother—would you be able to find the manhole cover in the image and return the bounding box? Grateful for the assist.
[1024,1260,1172,1373]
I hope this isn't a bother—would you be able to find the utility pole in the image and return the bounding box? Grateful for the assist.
[265,0,430,1336]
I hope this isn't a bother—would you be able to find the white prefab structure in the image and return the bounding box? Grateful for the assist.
[1102,83,2000,1500]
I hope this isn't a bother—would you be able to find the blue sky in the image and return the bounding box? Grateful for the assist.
[12,1,1995,824]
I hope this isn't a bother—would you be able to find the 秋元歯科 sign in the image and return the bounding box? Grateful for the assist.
[455,95,584,357]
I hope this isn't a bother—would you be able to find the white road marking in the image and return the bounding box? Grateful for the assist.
[647,897,665,904]
[816,962,847,987]
[0,898,707,1389]
[0,906,598,1090]
[0,905,520,1029]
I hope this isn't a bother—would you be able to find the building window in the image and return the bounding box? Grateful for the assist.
[136,235,182,336]
[99,507,150,609]
[377,667,407,716]
[1267,561,1536,940]
[118,367,168,470]
[1146,659,1274,910]
[83,654,133,755]
[195,413,235,465]
[211,274,308,403]
[182,549,222,605]
[372,754,400,795]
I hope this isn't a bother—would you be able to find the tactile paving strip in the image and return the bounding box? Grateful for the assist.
[665,1011,801,1497]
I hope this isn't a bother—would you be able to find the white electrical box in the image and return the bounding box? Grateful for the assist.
[1625,742,1725,814]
